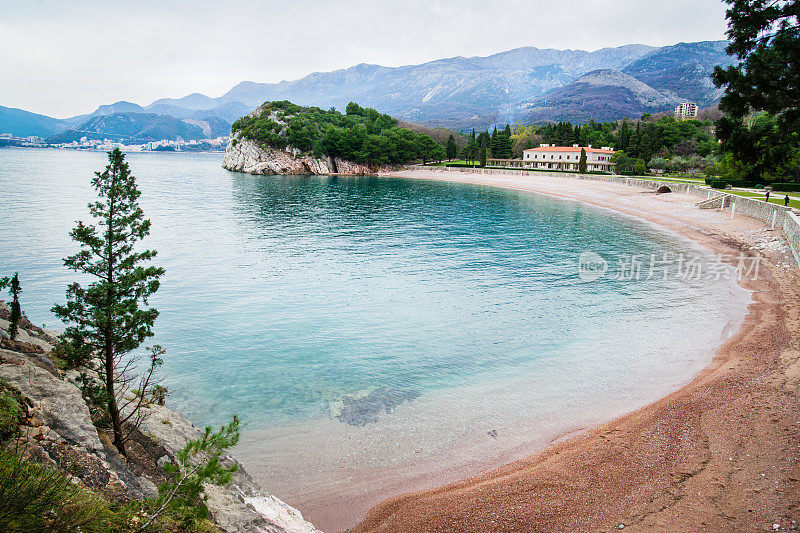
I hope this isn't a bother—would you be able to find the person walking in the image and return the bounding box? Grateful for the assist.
[786,195,791,207]
[765,190,770,202]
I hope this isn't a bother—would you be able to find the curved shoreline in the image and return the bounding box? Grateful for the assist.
[349,169,800,532]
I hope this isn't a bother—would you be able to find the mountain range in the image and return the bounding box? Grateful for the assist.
[0,40,735,141]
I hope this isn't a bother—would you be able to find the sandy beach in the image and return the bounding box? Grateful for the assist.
[348,169,800,532]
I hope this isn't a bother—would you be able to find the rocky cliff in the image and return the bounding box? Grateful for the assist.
[0,301,319,533]
[222,136,389,176]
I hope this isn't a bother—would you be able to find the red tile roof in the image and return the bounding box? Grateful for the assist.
[523,146,614,153]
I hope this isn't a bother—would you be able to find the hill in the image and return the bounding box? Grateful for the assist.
[47,113,221,143]
[621,41,734,106]
[0,105,66,137]
[516,69,678,123]
[229,101,446,167]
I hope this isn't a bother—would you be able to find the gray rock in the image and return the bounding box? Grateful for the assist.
[134,403,318,533]
[222,136,389,177]
[0,349,103,454]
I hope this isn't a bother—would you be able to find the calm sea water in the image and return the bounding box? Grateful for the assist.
[0,148,748,525]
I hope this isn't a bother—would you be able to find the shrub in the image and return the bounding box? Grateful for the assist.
[771,182,800,192]
[0,382,22,442]
[0,449,118,532]
[140,416,240,531]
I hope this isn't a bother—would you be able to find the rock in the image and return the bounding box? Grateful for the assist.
[0,349,103,454]
[332,387,420,426]
[223,136,390,176]
[0,319,318,533]
[133,403,318,533]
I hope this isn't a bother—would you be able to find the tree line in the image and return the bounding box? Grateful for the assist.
[232,100,447,165]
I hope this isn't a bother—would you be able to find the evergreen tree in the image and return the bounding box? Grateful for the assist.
[579,148,588,173]
[499,125,513,159]
[53,148,165,456]
[490,127,498,157]
[712,0,800,181]
[0,273,22,340]
[8,274,21,341]
[446,134,457,161]
[479,137,487,168]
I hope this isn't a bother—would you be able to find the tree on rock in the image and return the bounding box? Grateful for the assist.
[0,273,22,340]
[53,148,165,456]
[579,148,588,173]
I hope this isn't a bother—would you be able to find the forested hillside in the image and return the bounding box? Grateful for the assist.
[231,101,446,165]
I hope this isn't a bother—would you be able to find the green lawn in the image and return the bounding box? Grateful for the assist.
[725,190,800,209]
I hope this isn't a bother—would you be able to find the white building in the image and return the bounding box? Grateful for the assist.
[674,102,698,121]
[522,144,616,172]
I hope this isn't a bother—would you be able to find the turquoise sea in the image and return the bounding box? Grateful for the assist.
[0,148,749,527]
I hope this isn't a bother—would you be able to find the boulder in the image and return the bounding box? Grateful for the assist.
[0,349,102,454]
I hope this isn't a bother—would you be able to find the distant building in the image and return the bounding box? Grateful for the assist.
[674,102,698,121]
[521,144,616,172]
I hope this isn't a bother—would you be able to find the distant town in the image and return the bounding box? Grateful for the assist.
[0,133,229,152]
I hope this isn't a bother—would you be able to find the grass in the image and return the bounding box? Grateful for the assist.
[0,449,122,532]
[725,190,800,209]
[0,382,23,442]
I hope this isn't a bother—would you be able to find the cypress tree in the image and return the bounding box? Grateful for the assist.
[0,273,22,340]
[479,137,487,168]
[53,148,165,456]
[8,273,21,340]
[446,134,457,161]
[579,148,588,173]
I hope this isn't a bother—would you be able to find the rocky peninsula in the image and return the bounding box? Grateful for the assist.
[0,302,319,533]
[221,100,444,176]
[222,137,387,176]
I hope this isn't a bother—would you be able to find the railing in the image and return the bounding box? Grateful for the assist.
[404,165,800,267]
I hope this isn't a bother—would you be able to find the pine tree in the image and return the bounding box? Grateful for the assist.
[446,135,457,161]
[0,273,22,340]
[8,274,21,341]
[579,148,588,173]
[53,148,165,456]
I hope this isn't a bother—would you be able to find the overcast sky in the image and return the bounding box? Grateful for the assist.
[1,0,729,118]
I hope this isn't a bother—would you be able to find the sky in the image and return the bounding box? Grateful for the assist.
[0,0,730,118]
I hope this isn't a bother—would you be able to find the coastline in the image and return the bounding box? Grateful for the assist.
[347,169,800,532]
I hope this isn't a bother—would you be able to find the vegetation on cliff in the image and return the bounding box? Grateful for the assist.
[0,151,265,532]
[231,100,446,165]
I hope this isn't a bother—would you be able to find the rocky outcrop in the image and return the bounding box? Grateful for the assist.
[0,302,319,533]
[222,137,389,176]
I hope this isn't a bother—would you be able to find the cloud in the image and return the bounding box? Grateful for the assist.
[0,0,728,118]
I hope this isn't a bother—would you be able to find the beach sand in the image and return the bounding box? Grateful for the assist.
[348,169,800,532]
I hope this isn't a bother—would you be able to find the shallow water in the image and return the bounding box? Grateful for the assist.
[0,148,750,528]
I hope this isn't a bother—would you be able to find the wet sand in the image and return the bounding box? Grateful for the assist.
[349,169,800,532]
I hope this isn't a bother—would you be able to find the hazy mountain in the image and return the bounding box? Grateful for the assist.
[3,40,736,140]
[47,113,214,143]
[215,44,659,128]
[622,41,735,106]
[0,105,66,137]
[516,69,679,123]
